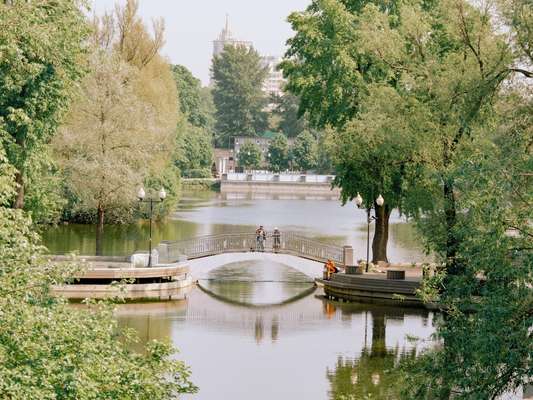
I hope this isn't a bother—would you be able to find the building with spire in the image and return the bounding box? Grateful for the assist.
[212,15,252,59]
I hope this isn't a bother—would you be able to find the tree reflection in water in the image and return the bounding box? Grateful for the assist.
[326,304,422,400]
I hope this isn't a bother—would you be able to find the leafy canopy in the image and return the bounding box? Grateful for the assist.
[238,142,262,170]
[267,133,289,172]
[0,150,197,399]
[0,0,90,209]
[211,45,269,147]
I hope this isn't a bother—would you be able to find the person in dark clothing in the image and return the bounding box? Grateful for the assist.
[272,228,281,253]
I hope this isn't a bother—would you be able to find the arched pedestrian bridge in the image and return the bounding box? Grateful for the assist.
[156,232,354,280]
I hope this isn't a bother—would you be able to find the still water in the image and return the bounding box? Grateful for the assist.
[45,190,436,399]
[116,262,435,399]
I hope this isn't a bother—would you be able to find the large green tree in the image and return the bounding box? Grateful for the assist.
[238,142,262,170]
[280,0,414,262]
[0,150,197,399]
[211,45,269,147]
[283,0,532,397]
[171,65,214,178]
[401,91,532,399]
[291,130,317,172]
[0,0,89,210]
[55,1,178,254]
[171,64,215,130]
[267,133,289,172]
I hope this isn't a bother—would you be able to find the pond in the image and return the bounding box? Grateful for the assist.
[45,189,437,399]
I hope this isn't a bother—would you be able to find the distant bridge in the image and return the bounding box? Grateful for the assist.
[157,232,352,267]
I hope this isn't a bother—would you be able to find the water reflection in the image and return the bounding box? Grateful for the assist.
[113,284,434,400]
[200,260,315,306]
[325,303,429,399]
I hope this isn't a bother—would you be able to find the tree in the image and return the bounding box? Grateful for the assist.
[267,133,289,172]
[271,93,308,137]
[55,1,178,254]
[0,0,89,210]
[55,51,164,254]
[330,87,428,262]
[0,150,197,399]
[280,0,410,262]
[211,45,269,147]
[291,131,317,172]
[238,142,262,170]
[171,65,215,178]
[171,64,214,129]
[401,91,532,398]
[174,119,214,178]
[315,130,334,174]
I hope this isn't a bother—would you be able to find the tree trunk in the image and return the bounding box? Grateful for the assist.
[370,310,386,356]
[372,204,390,263]
[443,178,463,275]
[13,171,24,209]
[95,206,104,256]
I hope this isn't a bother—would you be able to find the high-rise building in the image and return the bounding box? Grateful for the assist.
[211,16,285,98]
[212,15,252,59]
[260,55,285,99]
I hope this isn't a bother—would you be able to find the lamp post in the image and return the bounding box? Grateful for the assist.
[137,187,167,267]
[355,192,385,272]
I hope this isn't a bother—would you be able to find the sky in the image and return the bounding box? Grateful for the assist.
[91,0,311,86]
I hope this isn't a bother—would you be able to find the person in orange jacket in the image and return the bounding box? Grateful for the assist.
[324,259,338,280]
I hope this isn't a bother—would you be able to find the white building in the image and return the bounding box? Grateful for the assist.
[260,55,285,98]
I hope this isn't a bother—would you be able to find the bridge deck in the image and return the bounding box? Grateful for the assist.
[158,232,346,266]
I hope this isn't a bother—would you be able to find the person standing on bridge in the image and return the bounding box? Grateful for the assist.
[256,225,266,252]
[272,228,281,253]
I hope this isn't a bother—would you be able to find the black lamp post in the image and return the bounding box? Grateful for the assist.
[355,192,385,272]
[137,187,167,267]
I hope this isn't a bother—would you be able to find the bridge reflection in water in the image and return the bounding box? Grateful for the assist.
[114,259,435,400]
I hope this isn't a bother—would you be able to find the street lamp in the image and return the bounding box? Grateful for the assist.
[137,187,167,267]
[355,192,385,272]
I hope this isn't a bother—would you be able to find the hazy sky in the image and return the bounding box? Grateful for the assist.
[91,0,311,86]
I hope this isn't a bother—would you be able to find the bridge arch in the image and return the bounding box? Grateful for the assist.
[157,232,354,280]
[182,252,325,280]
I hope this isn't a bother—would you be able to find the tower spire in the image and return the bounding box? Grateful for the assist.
[225,13,229,33]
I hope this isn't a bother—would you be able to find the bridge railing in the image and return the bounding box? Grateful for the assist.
[158,232,345,265]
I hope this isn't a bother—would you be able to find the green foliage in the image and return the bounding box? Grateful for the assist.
[0,151,197,399]
[211,45,269,147]
[142,163,181,221]
[23,151,66,225]
[54,3,179,234]
[315,130,334,174]
[283,0,532,397]
[238,142,262,170]
[174,119,214,178]
[400,128,532,398]
[280,0,389,129]
[291,130,317,172]
[0,0,90,209]
[267,133,289,172]
[171,64,215,129]
[271,93,308,137]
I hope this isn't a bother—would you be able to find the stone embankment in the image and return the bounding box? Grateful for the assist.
[221,172,341,195]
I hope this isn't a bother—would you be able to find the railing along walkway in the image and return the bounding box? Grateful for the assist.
[158,232,344,265]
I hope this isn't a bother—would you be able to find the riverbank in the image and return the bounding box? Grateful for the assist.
[181,178,220,191]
